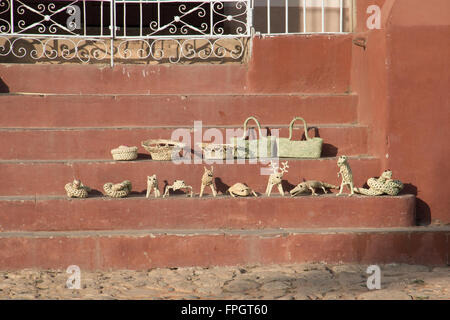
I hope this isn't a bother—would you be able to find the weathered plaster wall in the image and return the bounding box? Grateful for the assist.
[351,0,450,224]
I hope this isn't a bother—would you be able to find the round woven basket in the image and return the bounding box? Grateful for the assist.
[111,145,138,161]
[197,143,236,160]
[141,139,185,161]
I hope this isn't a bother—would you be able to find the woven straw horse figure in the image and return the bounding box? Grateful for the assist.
[199,166,217,198]
[266,161,289,197]
[146,174,160,198]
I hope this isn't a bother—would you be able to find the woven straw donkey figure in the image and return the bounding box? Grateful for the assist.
[266,161,289,197]
[199,166,217,198]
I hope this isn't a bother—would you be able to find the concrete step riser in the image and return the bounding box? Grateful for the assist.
[0,157,380,196]
[0,230,447,269]
[0,94,358,127]
[0,195,416,232]
[0,35,352,94]
[0,126,368,160]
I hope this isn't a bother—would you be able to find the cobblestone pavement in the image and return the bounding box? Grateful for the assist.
[0,264,448,300]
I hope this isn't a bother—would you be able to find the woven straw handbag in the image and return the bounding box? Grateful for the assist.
[277,117,323,158]
[231,116,273,159]
[141,139,185,161]
[111,145,138,161]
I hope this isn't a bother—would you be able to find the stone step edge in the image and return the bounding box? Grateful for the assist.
[0,92,358,97]
[0,124,366,131]
[0,193,413,202]
[0,155,376,165]
[1,226,448,239]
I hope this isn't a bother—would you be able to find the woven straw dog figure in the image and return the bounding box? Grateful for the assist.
[337,155,354,196]
[199,166,217,198]
[146,174,160,198]
[266,161,289,197]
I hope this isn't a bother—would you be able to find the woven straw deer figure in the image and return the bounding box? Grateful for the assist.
[266,161,289,197]
[146,174,160,198]
[199,166,217,198]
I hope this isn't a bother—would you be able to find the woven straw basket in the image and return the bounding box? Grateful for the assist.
[277,117,323,158]
[141,139,185,161]
[111,145,138,161]
[197,143,237,160]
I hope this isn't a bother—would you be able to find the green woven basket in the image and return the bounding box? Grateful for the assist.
[231,116,273,159]
[277,117,323,158]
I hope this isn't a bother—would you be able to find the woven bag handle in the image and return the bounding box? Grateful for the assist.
[288,117,310,141]
[241,116,264,139]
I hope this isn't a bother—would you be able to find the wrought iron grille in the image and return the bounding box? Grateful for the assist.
[0,0,350,65]
[0,0,251,64]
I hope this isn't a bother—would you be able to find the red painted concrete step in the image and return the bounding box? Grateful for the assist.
[0,156,380,196]
[0,35,352,94]
[0,194,416,232]
[0,93,358,127]
[0,125,367,160]
[0,227,448,270]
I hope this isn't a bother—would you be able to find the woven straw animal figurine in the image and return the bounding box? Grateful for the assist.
[65,179,91,198]
[336,155,354,196]
[290,180,338,196]
[266,161,289,197]
[163,180,193,198]
[146,174,160,198]
[227,183,258,197]
[103,180,132,198]
[354,170,404,196]
[199,166,217,198]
